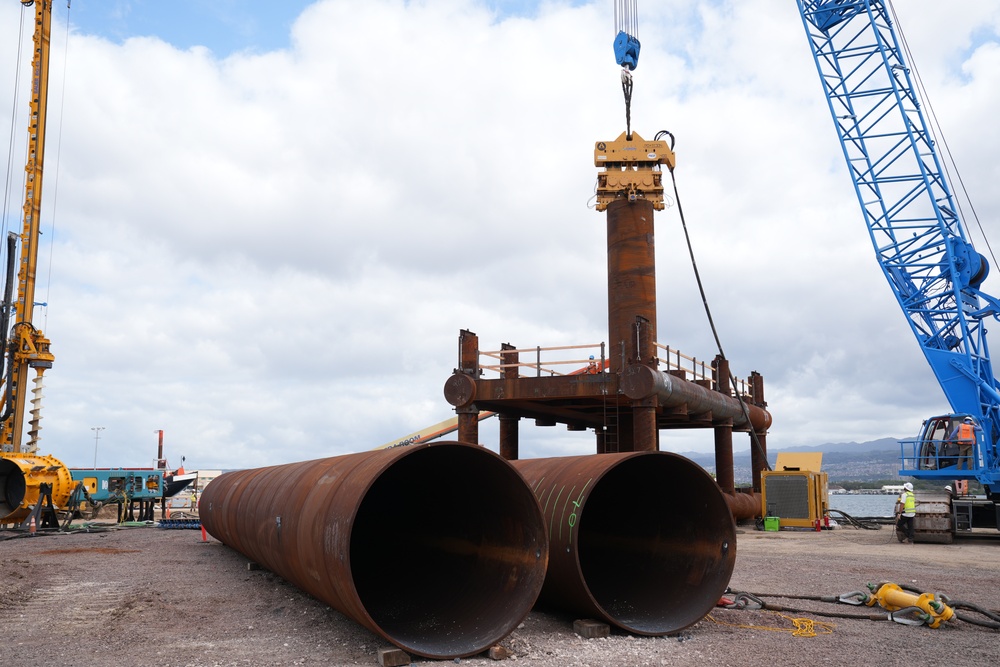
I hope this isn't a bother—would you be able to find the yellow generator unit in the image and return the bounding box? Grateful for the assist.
[0,453,75,525]
[760,452,829,529]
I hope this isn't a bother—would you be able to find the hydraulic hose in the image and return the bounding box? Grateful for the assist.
[728,587,1000,630]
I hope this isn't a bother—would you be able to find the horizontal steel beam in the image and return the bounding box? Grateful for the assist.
[621,364,771,431]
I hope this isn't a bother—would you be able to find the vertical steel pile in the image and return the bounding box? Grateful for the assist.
[513,451,735,634]
[200,441,548,660]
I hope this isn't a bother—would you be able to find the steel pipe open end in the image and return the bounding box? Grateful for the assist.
[201,442,548,660]
[514,452,736,635]
[350,443,548,658]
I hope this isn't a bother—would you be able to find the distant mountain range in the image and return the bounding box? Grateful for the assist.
[679,437,902,484]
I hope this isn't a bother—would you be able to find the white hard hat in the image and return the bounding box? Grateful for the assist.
[945,485,952,492]
[903,482,914,491]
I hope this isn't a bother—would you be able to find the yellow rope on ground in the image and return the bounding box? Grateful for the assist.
[706,612,835,638]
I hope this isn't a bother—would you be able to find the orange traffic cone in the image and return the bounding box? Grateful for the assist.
[29,516,36,534]
[200,524,208,542]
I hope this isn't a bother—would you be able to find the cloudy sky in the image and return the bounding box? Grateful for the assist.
[1,1,998,470]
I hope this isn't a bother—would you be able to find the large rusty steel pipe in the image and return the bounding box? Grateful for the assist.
[200,441,548,659]
[724,491,762,521]
[512,452,735,635]
[621,364,772,432]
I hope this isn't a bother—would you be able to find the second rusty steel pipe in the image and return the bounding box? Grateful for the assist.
[621,364,772,432]
[512,451,736,635]
[200,441,548,660]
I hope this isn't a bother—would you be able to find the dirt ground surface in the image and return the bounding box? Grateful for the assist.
[2,520,998,667]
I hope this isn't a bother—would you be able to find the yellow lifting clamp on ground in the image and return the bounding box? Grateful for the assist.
[594,131,676,211]
[866,583,955,629]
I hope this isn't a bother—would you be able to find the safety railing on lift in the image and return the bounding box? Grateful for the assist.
[479,343,607,377]
[654,342,750,399]
[479,341,751,399]
[898,438,982,475]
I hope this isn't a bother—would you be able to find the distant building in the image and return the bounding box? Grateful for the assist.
[196,469,224,492]
[164,469,224,513]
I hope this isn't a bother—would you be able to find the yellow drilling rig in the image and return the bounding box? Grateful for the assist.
[0,0,74,527]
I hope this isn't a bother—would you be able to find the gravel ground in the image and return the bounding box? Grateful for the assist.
[1,520,998,667]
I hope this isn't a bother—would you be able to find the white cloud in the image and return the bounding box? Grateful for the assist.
[1,0,998,469]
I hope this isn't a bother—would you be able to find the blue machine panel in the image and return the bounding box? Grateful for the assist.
[71,468,165,502]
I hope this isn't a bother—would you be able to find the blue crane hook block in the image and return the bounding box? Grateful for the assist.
[614,30,640,70]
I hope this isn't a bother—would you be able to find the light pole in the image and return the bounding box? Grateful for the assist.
[91,426,105,469]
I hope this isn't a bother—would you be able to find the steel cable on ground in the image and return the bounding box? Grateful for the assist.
[721,590,887,622]
[951,606,1000,630]
[726,587,1000,630]
[0,521,138,540]
[664,139,770,471]
[936,593,1000,628]
[826,508,884,530]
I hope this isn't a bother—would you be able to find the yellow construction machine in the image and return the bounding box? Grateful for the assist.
[0,1,73,527]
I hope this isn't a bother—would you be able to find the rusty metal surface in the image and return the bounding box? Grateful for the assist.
[449,374,614,405]
[200,441,548,659]
[749,371,769,492]
[724,491,761,520]
[714,424,736,494]
[512,452,735,635]
[621,364,771,431]
[443,372,477,407]
[607,199,657,373]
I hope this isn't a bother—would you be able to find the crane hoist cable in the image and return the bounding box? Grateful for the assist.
[659,129,770,472]
[887,1,997,273]
[613,0,640,139]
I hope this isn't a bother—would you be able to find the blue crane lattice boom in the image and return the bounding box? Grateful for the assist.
[795,0,1000,491]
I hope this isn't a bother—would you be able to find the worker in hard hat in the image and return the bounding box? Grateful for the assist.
[587,355,599,374]
[949,416,979,470]
[940,435,959,468]
[895,482,916,544]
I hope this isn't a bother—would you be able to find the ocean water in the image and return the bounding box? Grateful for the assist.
[828,493,897,518]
